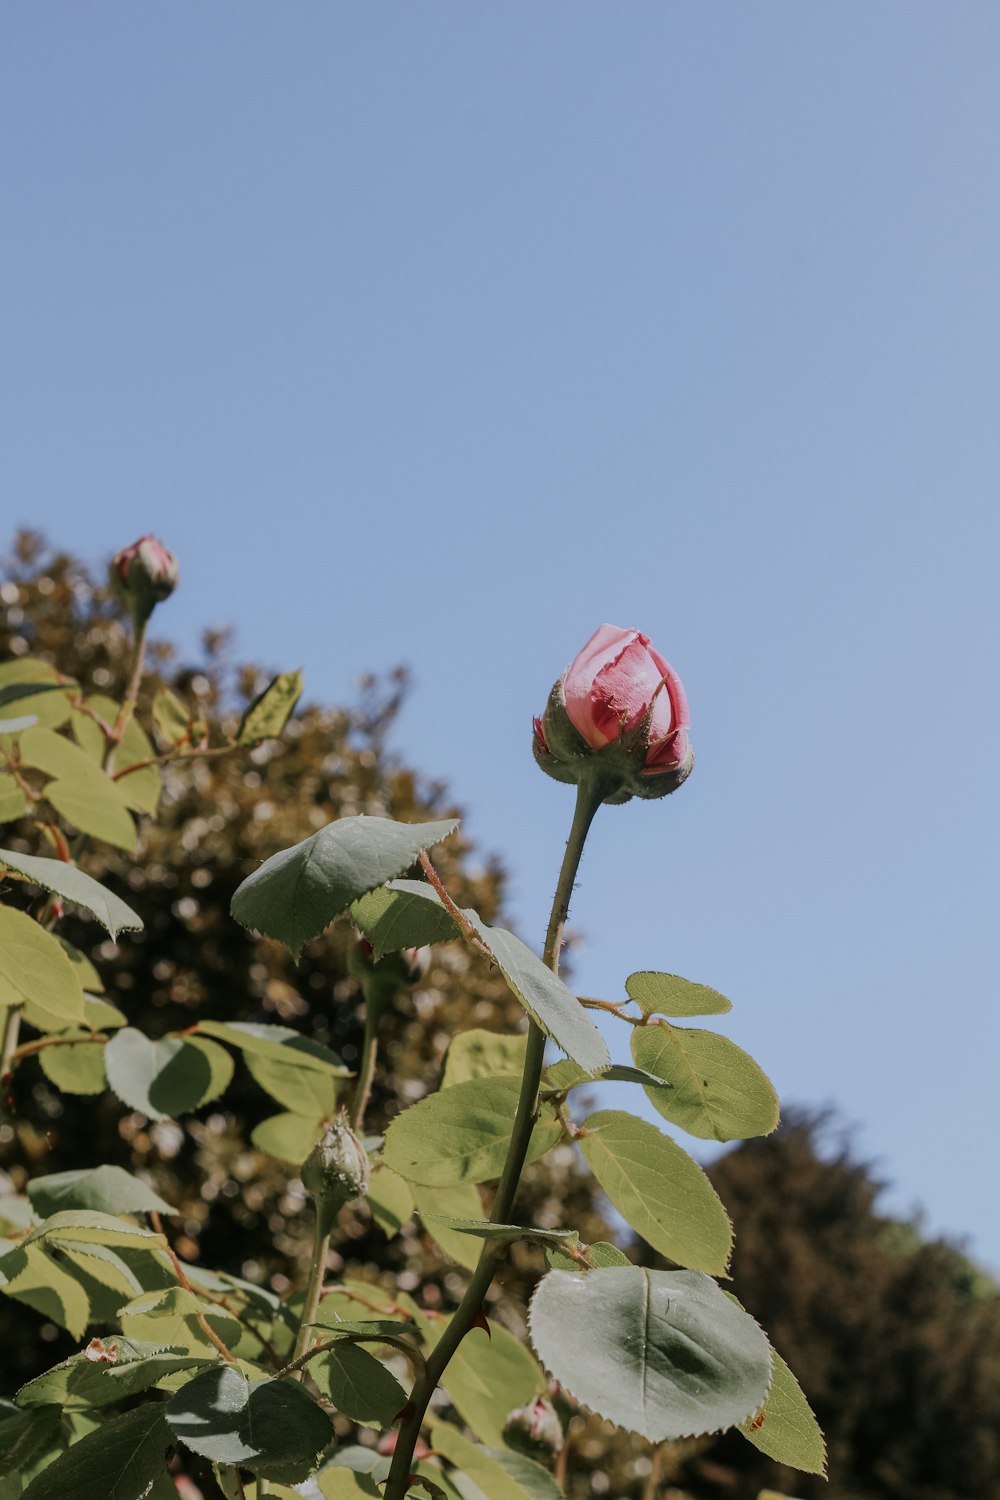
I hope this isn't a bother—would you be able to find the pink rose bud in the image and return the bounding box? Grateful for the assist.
[502,1397,564,1463]
[109,534,179,624]
[300,1111,370,1235]
[533,624,693,804]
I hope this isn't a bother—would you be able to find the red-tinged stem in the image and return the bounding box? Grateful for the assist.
[382,776,608,1500]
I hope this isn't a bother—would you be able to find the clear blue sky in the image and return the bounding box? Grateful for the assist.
[3,5,997,1266]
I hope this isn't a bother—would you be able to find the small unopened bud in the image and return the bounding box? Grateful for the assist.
[502,1397,564,1464]
[109,534,179,625]
[301,1111,370,1236]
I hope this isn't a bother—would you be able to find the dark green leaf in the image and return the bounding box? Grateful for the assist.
[21,1402,172,1500]
[421,1216,579,1251]
[382,1077,562,1187]
[230,815,459,959]
[310,1341,406,1427]
[529,1267,772,1440]
[165,1367,333,1478]
[579,1110,732,1274]
[350,879,463,959]
[625,971,732,1018]
[544,1058,670,1092]
[105,1029,234,1120]
[632,1023,780,1141]
[28,1165,173,1220]
[0,848,142,939]
[237,670,304,745]
[0,1406,63,1486]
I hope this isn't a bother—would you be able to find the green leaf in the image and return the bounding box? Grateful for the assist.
[545,1240,630,1272]
[383,1077,562,1187]
[579,1110,732,1274]
[23,1208,165,1253]
[119,1286,243,1355]
[528,1267,772,1440]
[625,971,732,1018]
[739,1346,826,1474]
[367,1164,413,1238]
[38,1035,108,1094]
[237,669,304,745]
[544,1058,670,1092]
[16,1340,210,1410]
[441,1028,528,1089]
[374,882,609,1074]
[310,1341,407,1427]
[308,1317,418,1342]
[421,1216,579,1251]
[105,1028,234,1120]
[0,905,85,1023]
[437,1320,546,1449]
[0,848,142,939]
[73,697,162,815]
[82,995,127,1028]
[631,1023,780,1142]
[197,1020,351,1075]
[430,1422,563,1500]
[0,774,28,822]
[152,687,192,745]
[57,938,103,992]
[350,880,463,959]
[0,661,74,732]
[165,1366,334,1479]
[231,815,459,959]
[0,1242,92,1337]
[28,1165,173,1219]
[252,1111,325,1164]
[245,1050,340,1115]
[0,1406,63,1488]
[18,726,138,849]
[0,681,67,713]
[412,1181,486,1270]
[21,1402,172,1500]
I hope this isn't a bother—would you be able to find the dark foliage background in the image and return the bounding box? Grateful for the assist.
[2,532,997,1499]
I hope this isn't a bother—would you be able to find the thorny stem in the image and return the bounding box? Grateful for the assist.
[383,775,609,1500]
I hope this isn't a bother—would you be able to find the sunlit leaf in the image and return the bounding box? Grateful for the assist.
[631,1023,779,1141]
[0,848,142,939]
[383,1077,562,1187]
[237,670,304,745]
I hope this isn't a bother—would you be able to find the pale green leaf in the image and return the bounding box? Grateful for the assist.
[413,1180,486,1270]
[56,937,103,992]
[119,1286,243,1354]
[28,1164,173,1219]
[237,669,304,745]
[197,1019,350,1075]
[151,687,191,746]
[421,1216,579,1251]
[383,1077,562,1187]
[39,1034,107,1094]
[0,905,85,1023]
[632,1023,779,1141]
[0,848,142,939]
[74,696,161,815]
[441,1028,528,1089]
[0,774,28,822]
[430,1422,563,1500]
[625,971,732,1018]
[579,1110,732,1274]
[544,1058,670,1092]
[105,1029,234,1120]
[0,661,74,733]
[436,1320,546,1449]
[231,815,459,958]
[528,1267,772,1440]
[367,1163,414,1238]
[21,1402,172,1500]
[24,1209,165,1252]
[545,1240,630,1272]
[310,1341,406,1427]
[0,1242,92,1337]
[82,995,127,1029]
[245,1050,339,1115]
[252,1111,325,1164]
[739,1346,826,1473]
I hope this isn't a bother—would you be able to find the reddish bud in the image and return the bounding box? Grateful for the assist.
[109,534,179,624]
[502,1396,564,1463]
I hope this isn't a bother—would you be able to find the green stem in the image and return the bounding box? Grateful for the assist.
[383,776,607,1500]
[290,1215,332,1374]
[350,986,386,1132]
